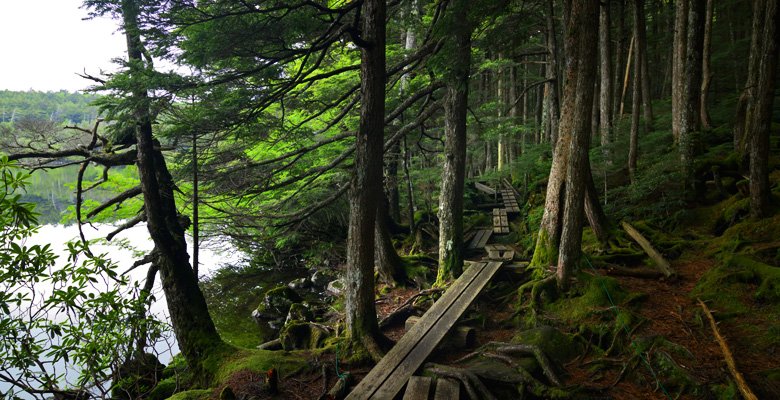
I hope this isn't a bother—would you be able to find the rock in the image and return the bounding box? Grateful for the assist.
[326,279,344,295]
[285,302,314,325]
[254,286,303,322]
[311,270,333,287]
[288,277,312,290]
[511,325,583,365]
[279,321,330,351]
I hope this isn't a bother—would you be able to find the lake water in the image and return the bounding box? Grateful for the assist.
[3,165,243,397]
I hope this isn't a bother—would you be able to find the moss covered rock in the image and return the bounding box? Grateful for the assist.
[253,286,303,321]
[285,302,314,325]
[279,321,330,351]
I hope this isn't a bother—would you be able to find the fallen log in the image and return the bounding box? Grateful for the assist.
[698,298,758,400]
[621,221,676,277]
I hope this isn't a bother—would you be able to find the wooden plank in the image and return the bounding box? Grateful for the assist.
[467,229,491,249]
[475,229,492,248]
[621,221,676,277]
[475,182,496,195]
[434,379,460,400]
[403,376,432,400]
[346,261,503,400]
[484,244,508,252]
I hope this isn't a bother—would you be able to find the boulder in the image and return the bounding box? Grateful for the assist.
[253,286,303,322]
[285,302,314,325]
[279,322,330,351]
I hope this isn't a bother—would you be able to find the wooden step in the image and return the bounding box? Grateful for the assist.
[402,376,432,400]
[492,208,509,234]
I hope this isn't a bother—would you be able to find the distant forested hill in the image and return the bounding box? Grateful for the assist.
[0,89,100,125]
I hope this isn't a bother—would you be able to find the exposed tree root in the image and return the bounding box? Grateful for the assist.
[424,362,496,400]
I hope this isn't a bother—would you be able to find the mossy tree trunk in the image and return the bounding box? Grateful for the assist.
[344,0,388,358]
[437,0,472,285]
[120,0,223,383]
[545,0,561,151]
[556,0,599,291]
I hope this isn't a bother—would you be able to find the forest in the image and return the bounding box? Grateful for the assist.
[0,0,779,399]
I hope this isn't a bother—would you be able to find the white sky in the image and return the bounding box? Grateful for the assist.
[0,0,126,93]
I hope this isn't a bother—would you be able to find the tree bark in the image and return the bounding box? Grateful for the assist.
[749,0,779,219]
[345,0,386,351]
[734,0,767,166]
[545,0,561,153]
[629,0,643,184]
[612,0,626,121]
[672,0,688,143]
[637,0,654,131]
[438,0,472,284]
[700,0,715,130]
[599,1,614,164]
[680,0,706,185]
[120,0,222,382]
[557,0,600,291]
[375,196,406,284]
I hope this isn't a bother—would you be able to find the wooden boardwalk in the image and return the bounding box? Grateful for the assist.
[467,229,492,249]
[345,261,503,400]
[474,181,496,196]
[493,208,509,234]
[500,187,520,212]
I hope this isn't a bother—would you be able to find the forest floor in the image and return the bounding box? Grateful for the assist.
[258,246,778,400]
[200,199,780,400]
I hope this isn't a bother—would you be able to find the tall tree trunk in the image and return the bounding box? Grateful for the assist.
[599,1,614,164]
[680,0,706,185]
[700,0,715,130]
[345,0,387,358]
[403,137,416,240]
[546,0,561,153]
[749,0,779,219]
[120,0,222,382]
[672,0,689,143]
[637,0,654,131]
[557,0,599,291]
[438,0,471,284]
[629,0,643,183]
[734,0,767,167]
[612,0,626,121]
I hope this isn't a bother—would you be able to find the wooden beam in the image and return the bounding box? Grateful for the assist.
[434,379,460,400]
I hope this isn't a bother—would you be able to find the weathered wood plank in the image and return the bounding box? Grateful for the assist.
[402,376,432,400]
[467,229,492,249]
[434,379,460,400]
[475,229,492,248]
[484,244,509,252]
[346,261,503,400]
[475,182,496,195]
